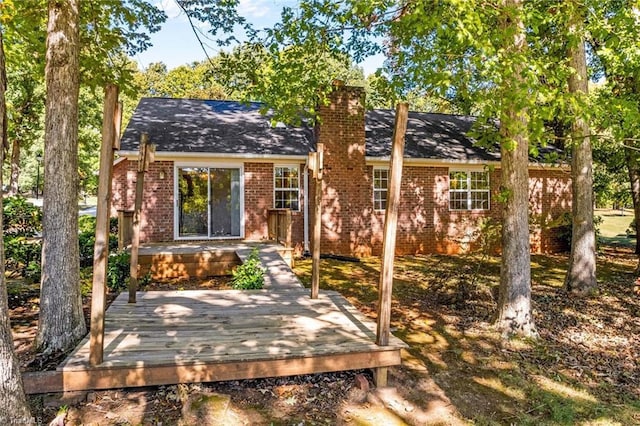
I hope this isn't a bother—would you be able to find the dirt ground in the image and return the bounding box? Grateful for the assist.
[10,246,640,425]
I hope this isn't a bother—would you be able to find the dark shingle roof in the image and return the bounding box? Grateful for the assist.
[365,110,501,161]
[119,98,315,156]
[120,98,518,162]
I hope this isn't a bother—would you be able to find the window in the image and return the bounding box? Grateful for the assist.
[449,170,490,210]
[274,166,300,210]
[373,168,389,211]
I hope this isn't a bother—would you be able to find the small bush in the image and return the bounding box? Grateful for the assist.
[232,248,265,290]
[3,196,42,237]
[78,216,97,233]
[627,219,636,237]
[110,217,118,235]
[476,218,501,255]
[107,251,130,291]
[80,216,118,235]
[554,212,573,248]
[24,260,41,283]
[79,231,95,267]
[78,218,119,267]
[5,237,41,279]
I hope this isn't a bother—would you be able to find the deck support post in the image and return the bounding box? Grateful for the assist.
[89,84,120,366]
[310,143,324,299]
[128,134,154,303]
[374,103,408,385]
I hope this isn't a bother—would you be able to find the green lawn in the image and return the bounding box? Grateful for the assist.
[596,208,635,247]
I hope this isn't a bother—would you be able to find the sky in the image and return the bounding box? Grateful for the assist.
[134,0,385,76]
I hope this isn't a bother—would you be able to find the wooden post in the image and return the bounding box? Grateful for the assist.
[128,134,154,303]
[285,209,292,248]
[310,144,324,299]
[374,103,408,386]
[89,84,119,366]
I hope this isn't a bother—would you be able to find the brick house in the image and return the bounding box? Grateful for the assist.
[112,86,571,256]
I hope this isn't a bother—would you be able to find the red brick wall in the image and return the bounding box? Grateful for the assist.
[375,166,503,256]
[244,162,306,251]
[365,166,571,255]
[315,86,372,256]
[111,159,174,242]
[111,159,134,214]
[528,168,572,253]
[113,159,309,247]
[244,162,273,240]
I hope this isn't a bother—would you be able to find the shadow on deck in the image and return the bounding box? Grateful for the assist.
[22,245,405,393]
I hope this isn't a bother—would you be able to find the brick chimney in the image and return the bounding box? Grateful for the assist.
[315,85,371,255]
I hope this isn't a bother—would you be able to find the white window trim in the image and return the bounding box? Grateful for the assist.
[173,162,245,240]
[448,169,491,211]
[273,164,301,211]
[373,167,389,211]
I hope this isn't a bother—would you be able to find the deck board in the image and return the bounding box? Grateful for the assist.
[22,245,405,393]
[38,289,405,391]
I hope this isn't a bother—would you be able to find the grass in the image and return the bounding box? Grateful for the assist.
[293,249,640,425]
[596,208,635,248]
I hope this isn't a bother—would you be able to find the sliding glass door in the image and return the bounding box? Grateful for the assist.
[177,166,242,239]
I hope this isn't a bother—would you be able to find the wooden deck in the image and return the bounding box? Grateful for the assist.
[136,242,294,280]
[23,288,405,393]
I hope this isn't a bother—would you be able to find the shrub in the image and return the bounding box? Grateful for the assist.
[80,215,118,235]
[78,216,97,233]
[107,251,130,291]
[79,231,95,267]
[24,260,41,283]
[627,219,636,237]
[5,237,41,280]
[554,212,573,249]
[78,218,119,267]
[476,218,501,255]
[3,196,41,237]
[232,248,265,290]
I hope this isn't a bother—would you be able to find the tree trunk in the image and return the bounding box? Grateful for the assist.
[0,31,35,425]
[8,137,19,196]
[35,0,86,353]
[625,146,640,267]
[494,0,536,337]
[564,6,597,294]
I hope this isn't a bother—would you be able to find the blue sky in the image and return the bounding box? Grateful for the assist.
[134,0,384,76]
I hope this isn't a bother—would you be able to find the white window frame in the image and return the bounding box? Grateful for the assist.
[274,164,300,211]
[373,167,389,211]
[448,169,491,211]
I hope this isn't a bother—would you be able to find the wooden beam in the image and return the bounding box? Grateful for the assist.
[113,101,122,150]
[22,349,401,394]
[89,84,119,366]
[311,143,324,299]
[128,134,152,303]
[375,103,408,386]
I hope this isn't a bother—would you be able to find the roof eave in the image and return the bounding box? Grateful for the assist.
[365,156,570,171]
[116,150,308,162]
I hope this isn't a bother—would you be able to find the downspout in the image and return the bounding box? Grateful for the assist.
[303,163,310,255]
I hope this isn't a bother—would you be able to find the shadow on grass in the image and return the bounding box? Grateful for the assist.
[293,249,640,424]
[600,232,635,248]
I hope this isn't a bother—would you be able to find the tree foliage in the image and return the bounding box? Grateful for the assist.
[0,0,166,196]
